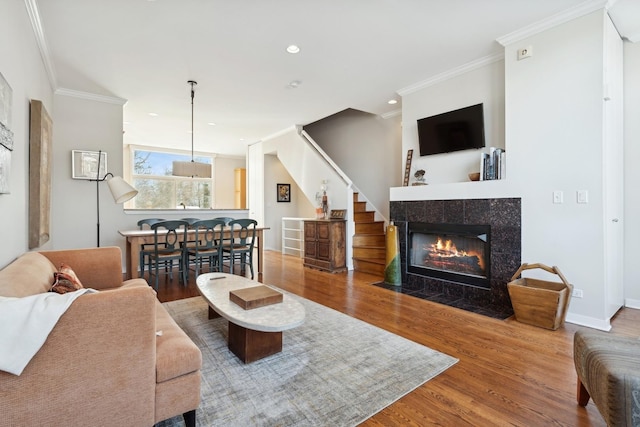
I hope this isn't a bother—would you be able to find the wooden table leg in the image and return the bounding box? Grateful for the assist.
[129,236,143,280]
[124,237,133,280]
[256,229,264,283]
[228,322,282,363]
[208,306,221,319]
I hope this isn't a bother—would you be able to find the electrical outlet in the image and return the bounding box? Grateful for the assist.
[517,46,533,60]
[572,288,584,298]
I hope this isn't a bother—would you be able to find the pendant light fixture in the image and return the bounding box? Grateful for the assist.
[172,80,212,178]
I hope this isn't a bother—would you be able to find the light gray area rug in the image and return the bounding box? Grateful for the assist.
[159,292,457,427]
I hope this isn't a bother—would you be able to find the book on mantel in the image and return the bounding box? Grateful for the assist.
[479,147,506,181]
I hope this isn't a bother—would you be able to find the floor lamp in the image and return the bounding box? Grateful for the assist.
[89,150,138,247]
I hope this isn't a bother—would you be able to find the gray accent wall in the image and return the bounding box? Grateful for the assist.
[304,109,402,220]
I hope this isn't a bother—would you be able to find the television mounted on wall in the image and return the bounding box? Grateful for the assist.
[417,103,485,156]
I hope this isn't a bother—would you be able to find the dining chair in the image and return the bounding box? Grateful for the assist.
[213,217,235,249]
[147,220,189,290]
[181,218,201,228]
[186,219,226,277]
[179,217,204,255]
[137,218,165,278]
[213,217,234,225]
[221,219,257,279]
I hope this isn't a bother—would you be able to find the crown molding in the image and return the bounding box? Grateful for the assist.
[260,125,299,143]
[55,87,127,105]
[380,109,402,119]
[496,0,609,46]
[25,0,127,105]
[24,0,57,89]
[397,52,504,96]
[625,32,640,43]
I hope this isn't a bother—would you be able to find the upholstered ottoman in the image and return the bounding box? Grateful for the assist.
[573,329,640,426]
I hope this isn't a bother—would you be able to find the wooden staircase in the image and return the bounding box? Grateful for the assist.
[352,193,386,276]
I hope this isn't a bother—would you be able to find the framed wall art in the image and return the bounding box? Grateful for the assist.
[0,72,13,194]
[403,149,413,187]
[330,209,346,219]
[72,150,107,180]
[277,183,291,202]
[29,100,53,249]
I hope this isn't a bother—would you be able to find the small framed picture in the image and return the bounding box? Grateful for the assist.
[72,150,106,180]
[330,209,346,219]
[277,183,290,202]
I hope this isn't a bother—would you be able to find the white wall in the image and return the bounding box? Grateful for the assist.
[402,59,505,185]
[623,41,640,308]
[304,109,402,220]
[53,94,251,265]
[506,11,609,326]
[0,0,54,267]
[214,156,245,209]
[262,129,350,212]
[394,10,622,329]
[51,94,133,250]
[0,3,249,270]
[260,128,353,266]
[263,154,315,251]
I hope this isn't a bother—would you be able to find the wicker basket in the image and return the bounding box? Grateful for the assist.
[507,263,573,330]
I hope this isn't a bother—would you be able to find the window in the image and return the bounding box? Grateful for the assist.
[130,148,214,209]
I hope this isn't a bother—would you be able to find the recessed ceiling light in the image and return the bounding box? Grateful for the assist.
[207,122,217,126]
[148,112,158,117]
[288,80,301,89]
[286,45,300,54]
[388,99,398,105]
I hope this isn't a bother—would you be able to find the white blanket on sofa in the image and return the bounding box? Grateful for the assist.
[0,289,96,376]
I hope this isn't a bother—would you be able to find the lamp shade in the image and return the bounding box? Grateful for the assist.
[172,160,212,178]
[106,175,138,203]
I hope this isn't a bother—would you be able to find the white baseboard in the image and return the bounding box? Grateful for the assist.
[565,313,612,331]
[625,298,640,310]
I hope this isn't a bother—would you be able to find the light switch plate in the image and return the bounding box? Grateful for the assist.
[577,190,589,204]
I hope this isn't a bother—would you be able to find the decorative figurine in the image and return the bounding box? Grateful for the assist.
[412,169,427,185]
[322,191,328,219]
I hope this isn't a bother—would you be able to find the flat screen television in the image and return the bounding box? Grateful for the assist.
[417,103,485,156]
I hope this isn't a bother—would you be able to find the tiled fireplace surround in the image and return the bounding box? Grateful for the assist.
[386,198,521,319]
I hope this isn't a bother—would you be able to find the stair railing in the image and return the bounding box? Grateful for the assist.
[300,129,352,187]
[299,129,388,226]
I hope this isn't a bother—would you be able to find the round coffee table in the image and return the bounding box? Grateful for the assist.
[196,273,305,363]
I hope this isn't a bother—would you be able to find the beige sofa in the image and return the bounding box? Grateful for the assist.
[0,247,201,427]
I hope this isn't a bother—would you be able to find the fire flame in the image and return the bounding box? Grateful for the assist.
[428,237,485,271]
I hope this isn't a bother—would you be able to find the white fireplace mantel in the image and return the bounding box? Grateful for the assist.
[390,179,519,202]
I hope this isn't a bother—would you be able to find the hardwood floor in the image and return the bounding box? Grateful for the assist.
[155,250,640,426]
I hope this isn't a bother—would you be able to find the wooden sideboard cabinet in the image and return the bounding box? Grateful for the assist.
[303,220,346,273]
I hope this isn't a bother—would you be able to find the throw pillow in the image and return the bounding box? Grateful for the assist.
[49,264,84,294]
[58,263,82,287]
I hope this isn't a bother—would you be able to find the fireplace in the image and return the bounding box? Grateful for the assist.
[383,197,521,319]
[408,223,490,288]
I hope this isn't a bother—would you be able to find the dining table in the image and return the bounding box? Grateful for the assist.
[118,226,270,282]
